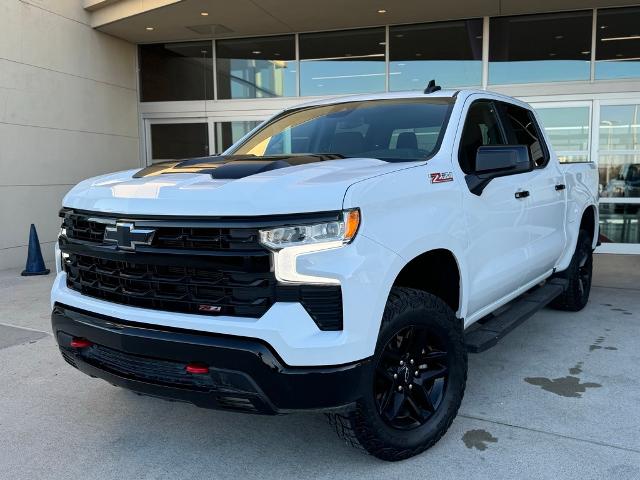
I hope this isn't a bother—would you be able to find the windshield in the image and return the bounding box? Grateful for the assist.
[228,98,453,162]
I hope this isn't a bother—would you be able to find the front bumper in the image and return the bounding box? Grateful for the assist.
[52,304,372,414]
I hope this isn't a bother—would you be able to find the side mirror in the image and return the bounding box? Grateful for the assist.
[466,145,533,195]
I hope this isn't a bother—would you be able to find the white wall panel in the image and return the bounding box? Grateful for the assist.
[0,1,139,271]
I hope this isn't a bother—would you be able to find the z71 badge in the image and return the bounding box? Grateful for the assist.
[430,172,454,184]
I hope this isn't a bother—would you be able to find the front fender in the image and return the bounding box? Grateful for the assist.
[343,157,471,320]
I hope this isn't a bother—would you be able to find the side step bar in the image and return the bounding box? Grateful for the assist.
[465,278,568,354]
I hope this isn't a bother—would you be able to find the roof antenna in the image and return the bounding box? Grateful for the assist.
[424,79,441,94]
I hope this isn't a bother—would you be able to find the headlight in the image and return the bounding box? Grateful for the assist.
[259,209,360,250]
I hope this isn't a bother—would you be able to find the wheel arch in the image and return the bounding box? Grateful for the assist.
[391,248,463,317]
[580,204,598,248]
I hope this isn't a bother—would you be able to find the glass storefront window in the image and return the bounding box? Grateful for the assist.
[389,20,483,90]
[596,7,640,80]
[489,12,592,85]
[216,121,261,152]
[598,154,640,198]
[599,105,640,151]
[150,123,209,161]
[299,28,385,96]
[216,36,296,99]
[599,203,640,244]
[139,42,213,102]
[535,106,590,163]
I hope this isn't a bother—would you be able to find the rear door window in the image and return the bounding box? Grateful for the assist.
[498,102,549,168]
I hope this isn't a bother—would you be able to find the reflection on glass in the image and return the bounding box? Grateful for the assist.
[489,12,592,84]
[299,28,385,96]
[599,203,640,243]
[535,106,590,153]
[139,42,213,102]
[598,154,640,198]
[150,123,209,161]
[216,36,296,99]
[556,154,589,164]
[389,20,483,90]
[596,7,640,80]
[599,105,640,150]
[217,121,261,152]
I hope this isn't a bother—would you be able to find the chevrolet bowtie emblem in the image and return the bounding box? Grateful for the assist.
[104,222,155,250]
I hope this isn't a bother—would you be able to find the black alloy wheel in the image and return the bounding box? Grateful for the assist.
[375,325,449,430]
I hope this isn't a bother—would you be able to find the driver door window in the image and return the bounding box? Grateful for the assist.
[458,101,507,174]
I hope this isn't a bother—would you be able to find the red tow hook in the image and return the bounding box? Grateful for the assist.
[70,338,93,349]
[185,362,209,374]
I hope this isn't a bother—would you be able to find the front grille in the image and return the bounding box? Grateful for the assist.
[59,209,344,329]
[64,252,274,318]
[61,211,260,251]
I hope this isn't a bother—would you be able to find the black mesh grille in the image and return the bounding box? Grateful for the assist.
[61,212,261,251]
[64,252,274,318]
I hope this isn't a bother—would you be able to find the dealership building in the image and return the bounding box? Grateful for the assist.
[2,0,640,270]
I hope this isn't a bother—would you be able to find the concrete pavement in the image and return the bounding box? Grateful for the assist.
[0,254,639,479]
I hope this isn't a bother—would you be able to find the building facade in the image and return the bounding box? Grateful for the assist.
[2,1,640,271]
[0,0,140,270]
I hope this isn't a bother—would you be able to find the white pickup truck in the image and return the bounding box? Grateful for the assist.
[51,87,599,461]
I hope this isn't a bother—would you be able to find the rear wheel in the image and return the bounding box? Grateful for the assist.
[551,229,593,311]
[327,287,466,461]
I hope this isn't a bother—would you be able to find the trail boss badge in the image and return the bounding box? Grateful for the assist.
[430,172,454,184]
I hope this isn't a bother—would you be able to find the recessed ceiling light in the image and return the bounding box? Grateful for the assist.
[379,41,386,46]
[395,34,404,38]
[377,9,387,14]
[200,12,209,16]
[475,35,483,39]
[549,52,557,57]
[581,50,590,55]
[616,53,623,57]
[145,26,154,31]
[600,25,607,29]
[415,53,422,57]
[555,35,564,40]
[274,52,280,56]
[252,50,261,54]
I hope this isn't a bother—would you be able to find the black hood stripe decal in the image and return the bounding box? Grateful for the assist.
[133,154,345,180]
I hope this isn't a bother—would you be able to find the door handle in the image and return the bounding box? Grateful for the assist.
[555,184,566,191]
[514,190,530,199]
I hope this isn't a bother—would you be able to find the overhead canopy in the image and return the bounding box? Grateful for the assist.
[88,0,640,43]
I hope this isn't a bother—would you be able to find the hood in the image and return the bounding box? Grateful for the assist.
[62,155,416,216]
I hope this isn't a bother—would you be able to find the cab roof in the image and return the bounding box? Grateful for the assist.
[286,89,529,111]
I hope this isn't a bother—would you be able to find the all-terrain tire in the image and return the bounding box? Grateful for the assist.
[550,229,593,312]
[326,287,467,461]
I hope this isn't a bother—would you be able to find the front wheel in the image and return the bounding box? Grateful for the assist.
[327,287,467,461]
[551,229,593,311]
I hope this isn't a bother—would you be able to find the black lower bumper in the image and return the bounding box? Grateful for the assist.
[52,304,371,414]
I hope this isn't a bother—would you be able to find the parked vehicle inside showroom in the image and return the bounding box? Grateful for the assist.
[51,84,599,461]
